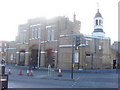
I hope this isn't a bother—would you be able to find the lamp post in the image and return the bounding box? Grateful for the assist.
[91,52,96,69]
[71,31,74,79]
[37,25,41,68]
[91,53,93,69]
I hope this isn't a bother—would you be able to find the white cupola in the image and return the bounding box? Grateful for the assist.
[92,8,105,37]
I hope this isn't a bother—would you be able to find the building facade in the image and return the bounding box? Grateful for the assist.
[82,9,112,69]
[12,16,81,69]
[111,41,120,69]
[6,9,113,69]
[6,41,16,64]
[0,41,9,63]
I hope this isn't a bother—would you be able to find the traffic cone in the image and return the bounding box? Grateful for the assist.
[8,68,11,75]
[58,69,62,77]
[26,70,29,76]
[19,68,23,75]
[29,69,33,76]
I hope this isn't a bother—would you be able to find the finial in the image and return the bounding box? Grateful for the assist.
[97,2,100,11]
[97,2,99,9]
[73,11,76,22]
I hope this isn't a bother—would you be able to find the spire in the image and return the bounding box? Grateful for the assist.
[97,2,100,14]
[95,3,102,18]
[73,12,76,22]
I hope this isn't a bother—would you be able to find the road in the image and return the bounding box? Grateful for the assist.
[3,64,118,88]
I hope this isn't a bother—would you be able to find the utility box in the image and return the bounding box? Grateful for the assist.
[0,75,8,89]
[0,65,5,75]
[0,65,8,89]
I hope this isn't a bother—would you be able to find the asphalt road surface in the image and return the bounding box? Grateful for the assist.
[4,64,118,88]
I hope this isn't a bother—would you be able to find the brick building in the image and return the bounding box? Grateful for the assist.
[0,41,9,63]
[6,10,113,69]
[7,15,81,69]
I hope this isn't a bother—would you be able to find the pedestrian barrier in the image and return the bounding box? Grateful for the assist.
[19,68,23,75]
[58,69,62,77]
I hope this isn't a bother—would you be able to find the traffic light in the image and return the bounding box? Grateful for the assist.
[75,35,80,47]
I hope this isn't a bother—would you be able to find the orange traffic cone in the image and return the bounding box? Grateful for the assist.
[58,69,62,77]
[8,68,11,75]
[29,69,33,76]
[19,68,23,75]
[26,70,29,76]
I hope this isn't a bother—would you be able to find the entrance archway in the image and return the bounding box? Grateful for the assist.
[19,50,25,66]
[31,49,38,67]
[45,49,55,68]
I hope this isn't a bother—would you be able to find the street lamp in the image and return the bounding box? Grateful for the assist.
[37,24,41,68]
[91,52,96,69]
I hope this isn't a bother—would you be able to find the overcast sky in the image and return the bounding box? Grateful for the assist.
[0,0,118,44]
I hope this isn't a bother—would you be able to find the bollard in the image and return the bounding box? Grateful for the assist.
[48,64,51,77]
[29,69,33,76]
[8,68,11,75]
[58,69,62,77]
[26,70,29,76]
[19,68,23,75]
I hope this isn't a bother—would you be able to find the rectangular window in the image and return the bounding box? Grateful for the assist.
[36,29,38,39]
[35,29,37,39]
[85,52,91,56]
[46,25,55,41]
[32,29,35,39]
[11,54,13,60]
[51,30,54,41]
[4,43,6,47]
[0,48,1,52]
[4,48,6,52]
[47,29,51,41]
[99,45,102,50]
[86,40,88,45]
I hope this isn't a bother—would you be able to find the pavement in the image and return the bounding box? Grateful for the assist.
[5,63,118,73]
[4,64,118,81]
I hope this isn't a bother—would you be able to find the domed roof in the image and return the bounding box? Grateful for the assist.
[95,9,102,18]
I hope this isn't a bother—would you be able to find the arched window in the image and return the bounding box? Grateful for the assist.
[99,20,103,26]
[96,20,98,25]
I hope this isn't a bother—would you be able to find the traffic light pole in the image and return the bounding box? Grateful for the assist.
[71,31,74,79]
[78,45,80,69]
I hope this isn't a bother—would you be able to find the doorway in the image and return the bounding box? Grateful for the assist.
[19,51,25,65]
[45,49,55,68]
[113,60,117,69]
[31,49,38,67]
